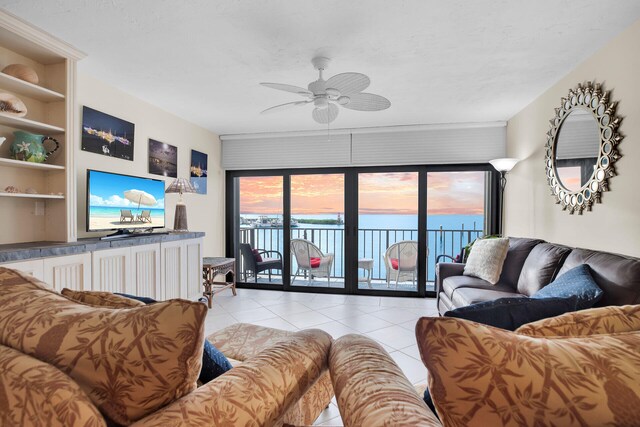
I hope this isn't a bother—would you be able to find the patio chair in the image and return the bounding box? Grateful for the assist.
[136,210,152,223]
[291,239,334,287]
[384,240,419,289]
[120,209,134,223]
[239,243,283,283]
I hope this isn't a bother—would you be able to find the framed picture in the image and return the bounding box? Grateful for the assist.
[81,106,134,161]
[190,149,208,195]
[148,139,177,178]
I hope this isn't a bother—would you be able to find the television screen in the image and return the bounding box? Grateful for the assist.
[87,170,166,232]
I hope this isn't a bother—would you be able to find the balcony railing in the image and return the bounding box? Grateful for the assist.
[239,225,483,284]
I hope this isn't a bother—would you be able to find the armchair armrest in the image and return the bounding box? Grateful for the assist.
[435,262,465,294]
[132,329,332,427]
[259,249,282,259]
[329,334,442,427]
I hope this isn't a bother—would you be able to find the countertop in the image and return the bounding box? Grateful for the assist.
[0,232,205,263]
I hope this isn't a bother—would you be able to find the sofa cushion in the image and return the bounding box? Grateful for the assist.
[416,316,640,426]
[0,269,207,426]
[558,248,640,306]
[516,304,640,337]
[444,296,578,331]
[115,292,158,305]
[61,288,145,308]
[463,238,509,284]
[442,275,516,298]
[497,237,544,287]
[451,286,524,308]
[532,264,603,310]
[517,243,571,296]
[0,344,106,427]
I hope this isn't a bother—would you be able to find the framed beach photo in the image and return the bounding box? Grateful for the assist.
[148,138,178,178]
[81,106,135,161]
[190,149,208,195]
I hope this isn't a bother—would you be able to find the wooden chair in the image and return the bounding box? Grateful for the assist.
[120,209,134,223]
[137,210,152,223]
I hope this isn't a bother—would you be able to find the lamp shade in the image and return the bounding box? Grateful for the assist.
[489,158,519,173]
[166,178,196,195]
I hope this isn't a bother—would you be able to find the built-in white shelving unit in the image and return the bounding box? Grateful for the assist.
[0,10,85,244]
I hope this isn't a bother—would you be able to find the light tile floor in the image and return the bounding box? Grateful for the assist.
[205,288,438,426]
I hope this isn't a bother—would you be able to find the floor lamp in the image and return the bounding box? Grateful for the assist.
[166,178,197,232]
[489,158,519,236]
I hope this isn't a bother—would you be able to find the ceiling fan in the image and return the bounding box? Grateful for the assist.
[260,57,391,124]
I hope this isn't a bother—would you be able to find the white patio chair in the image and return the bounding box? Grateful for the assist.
[384,240,420,289]
[291,238,334,287]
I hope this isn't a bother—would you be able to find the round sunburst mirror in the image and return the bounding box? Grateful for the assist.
[545,82,623,214]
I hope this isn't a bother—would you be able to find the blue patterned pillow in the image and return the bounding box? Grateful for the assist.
[115,292,232,383]
[532,264,603,310]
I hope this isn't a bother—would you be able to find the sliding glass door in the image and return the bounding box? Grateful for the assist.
[227,165,496,296]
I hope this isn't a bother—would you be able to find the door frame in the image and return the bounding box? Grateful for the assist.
[225,163,499,297]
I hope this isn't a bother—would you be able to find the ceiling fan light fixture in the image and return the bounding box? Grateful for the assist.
[325,88,341,97]
[337,95,350,105]
[314,97,329,109]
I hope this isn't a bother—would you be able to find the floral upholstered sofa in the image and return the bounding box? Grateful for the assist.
[0,267,333,426]
[329,305,640,427]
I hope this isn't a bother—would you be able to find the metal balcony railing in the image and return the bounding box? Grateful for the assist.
[239,225,483,283]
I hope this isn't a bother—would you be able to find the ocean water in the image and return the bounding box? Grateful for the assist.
[240,213,484,282]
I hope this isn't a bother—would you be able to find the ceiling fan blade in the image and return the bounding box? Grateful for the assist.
[260,82,313,97]
[341,93,391,111]
[325,73,370,95]
[261,100,310,114]
[312,103,339,124]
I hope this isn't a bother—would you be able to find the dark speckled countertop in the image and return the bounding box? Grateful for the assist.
[0,232,205,263]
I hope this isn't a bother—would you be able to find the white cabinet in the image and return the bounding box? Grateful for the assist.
[43,253,91,292]
[130,243,161,299]
[91,247,132,294]
[0,259,45,281]
[1,237,203,301]
[160,238,203,301]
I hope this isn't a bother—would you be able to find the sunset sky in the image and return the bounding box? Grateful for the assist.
[239,172,485,215]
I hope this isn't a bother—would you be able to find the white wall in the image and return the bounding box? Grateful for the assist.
[505,19,640,257]
[76,73,224,256]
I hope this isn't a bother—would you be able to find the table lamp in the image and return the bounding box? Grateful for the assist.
[166,178,196,232]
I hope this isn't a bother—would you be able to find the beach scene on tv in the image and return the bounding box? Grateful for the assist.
[88,171,165,231]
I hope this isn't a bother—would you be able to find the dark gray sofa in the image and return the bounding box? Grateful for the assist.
[436,237,640,315]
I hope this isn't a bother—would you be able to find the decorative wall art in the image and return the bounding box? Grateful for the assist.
[148,138,177,178]
[81,106,135,161]
[190,149,208,195]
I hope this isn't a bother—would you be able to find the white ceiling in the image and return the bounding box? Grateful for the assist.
[2,1,639,136]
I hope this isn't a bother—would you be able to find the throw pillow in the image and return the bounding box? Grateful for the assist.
[444,296,578,331]
[415,316,640,426]
[532,264,603,310]
[0,274,207,426]
[113,293,232,384]
[61,288,145,308]
[252,249,263,262]
[462,237,509,284]
[517,304,640,337]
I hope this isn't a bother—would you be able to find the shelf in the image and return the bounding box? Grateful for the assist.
[0,157,64,170]
[0,192,64,199]
[0,113,64,133]
[0,72,65,101]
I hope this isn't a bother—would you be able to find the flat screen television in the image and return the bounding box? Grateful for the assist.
[86,169,166,233]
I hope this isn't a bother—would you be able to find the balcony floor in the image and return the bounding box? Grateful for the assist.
[241,274,435,292]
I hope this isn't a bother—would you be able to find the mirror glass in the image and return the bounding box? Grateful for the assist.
[554,108,600,191]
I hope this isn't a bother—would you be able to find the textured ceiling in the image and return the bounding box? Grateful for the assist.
[2,0,639,135]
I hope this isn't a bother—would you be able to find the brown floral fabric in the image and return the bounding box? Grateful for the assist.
[329,334,441,427]
[0,271,207,426]
[61,288,145,308]
[0,266,51,290]
[516,304,640,337]
[132,329,332,427]
[0,344,106,427]
[416,316,640,427]
[208,323,334,426]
